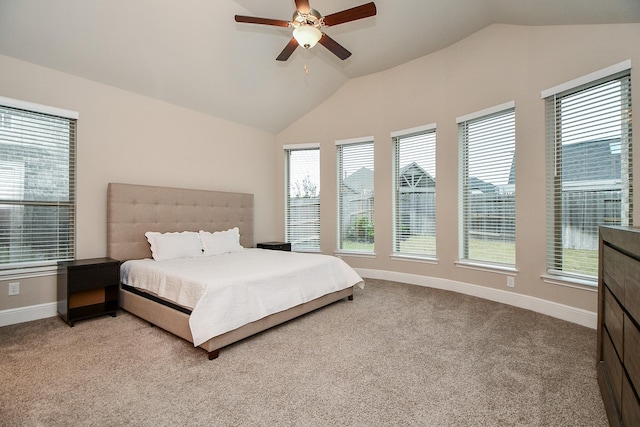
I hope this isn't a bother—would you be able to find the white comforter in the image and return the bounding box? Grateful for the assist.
[120,249,363,346]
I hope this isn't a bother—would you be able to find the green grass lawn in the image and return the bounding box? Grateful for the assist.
[341,240,375,252]
[343,235,598,277]
[560,248,599,277]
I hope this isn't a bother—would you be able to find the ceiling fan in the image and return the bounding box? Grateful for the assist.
[234,1,377,61]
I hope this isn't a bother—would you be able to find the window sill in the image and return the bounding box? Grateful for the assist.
[455,260,518,276]
[390,254,438,264]
[541,274,597,292]
[0,264,58,280]
[333,251,376,259]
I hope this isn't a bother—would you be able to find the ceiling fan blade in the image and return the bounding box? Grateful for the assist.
[234,15,290,27]
[276,38,299,61]
[322,2,377,27]
[294,0,311,13]
[318,33,351,60]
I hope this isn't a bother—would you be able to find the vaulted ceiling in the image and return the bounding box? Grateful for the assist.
[1,0,639,133]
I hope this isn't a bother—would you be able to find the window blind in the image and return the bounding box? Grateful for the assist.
[336,139,374,252]
[0,102,76,270]
[393,128,436,257]
[458,106,516,266]
[284,146,320,251]
[545,71,632,280]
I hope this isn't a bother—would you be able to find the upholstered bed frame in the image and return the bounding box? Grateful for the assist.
[106,182,353,359]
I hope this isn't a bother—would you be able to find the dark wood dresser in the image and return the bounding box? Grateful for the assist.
[598,226,640,426]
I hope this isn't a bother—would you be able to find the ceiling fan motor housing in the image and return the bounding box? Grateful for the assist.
[292,9,323,29]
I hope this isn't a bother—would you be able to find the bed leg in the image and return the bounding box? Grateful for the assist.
[348,295,354,301]
[208,349,220,360]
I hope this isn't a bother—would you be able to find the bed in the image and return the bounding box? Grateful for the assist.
[106,182,363,359]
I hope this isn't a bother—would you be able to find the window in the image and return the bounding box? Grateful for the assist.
[544,63,632,281]
[337,138,374,253]
[458,102,516,267]
[392,125,437,258]
[0,97,77,272]
[284,144,320,252]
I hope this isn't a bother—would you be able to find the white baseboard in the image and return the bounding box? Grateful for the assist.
[356,268,597,329]
[0,302,57,327]
[0,271,598,330]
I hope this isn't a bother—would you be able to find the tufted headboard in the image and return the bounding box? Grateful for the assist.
[107,183,254,261]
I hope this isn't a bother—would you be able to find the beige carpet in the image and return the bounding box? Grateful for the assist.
[0,279,607,426]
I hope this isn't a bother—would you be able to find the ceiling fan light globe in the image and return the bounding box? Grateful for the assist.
[293,25,321,49]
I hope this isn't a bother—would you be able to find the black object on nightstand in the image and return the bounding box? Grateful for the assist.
[257,242,292,251]
[57,257,120,326]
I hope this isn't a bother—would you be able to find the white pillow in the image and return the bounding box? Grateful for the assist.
[199,227,243,256]
[145,231,203,261]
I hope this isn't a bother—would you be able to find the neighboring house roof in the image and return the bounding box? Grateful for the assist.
[398,162,435,189]
[467,176,497,193]
[341,139,621,196]
[562,138,621,182]
[342,167,374,194]
[501,138,621,187]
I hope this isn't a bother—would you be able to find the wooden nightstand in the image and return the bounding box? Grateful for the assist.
[57,257,120,326]
[257,242,292,251]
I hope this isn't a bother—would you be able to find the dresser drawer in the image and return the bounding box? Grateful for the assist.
[622,374,640,427]
[605,286,624,357]
[624,314,640,393]
[627,259,640,322]
[603,328,623,408]
[603,245,626,302]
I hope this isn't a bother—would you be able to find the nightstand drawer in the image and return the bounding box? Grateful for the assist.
[68,264,119,292]
[257,242,292,251]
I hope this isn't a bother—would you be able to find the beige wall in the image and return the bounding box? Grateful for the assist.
[276,23,640,313]
[0,54,278,312]
[2,23,639,319]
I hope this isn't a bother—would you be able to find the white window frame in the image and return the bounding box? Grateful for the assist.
[284,143,321,252]
[457,101,516,271]
[542,61,633,286]
[0,96,78,277]
[336,136,375,256]
[391,123,437,261]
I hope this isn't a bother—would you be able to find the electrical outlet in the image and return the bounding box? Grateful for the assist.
[507,276,515,288]
[8,282,20,295]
